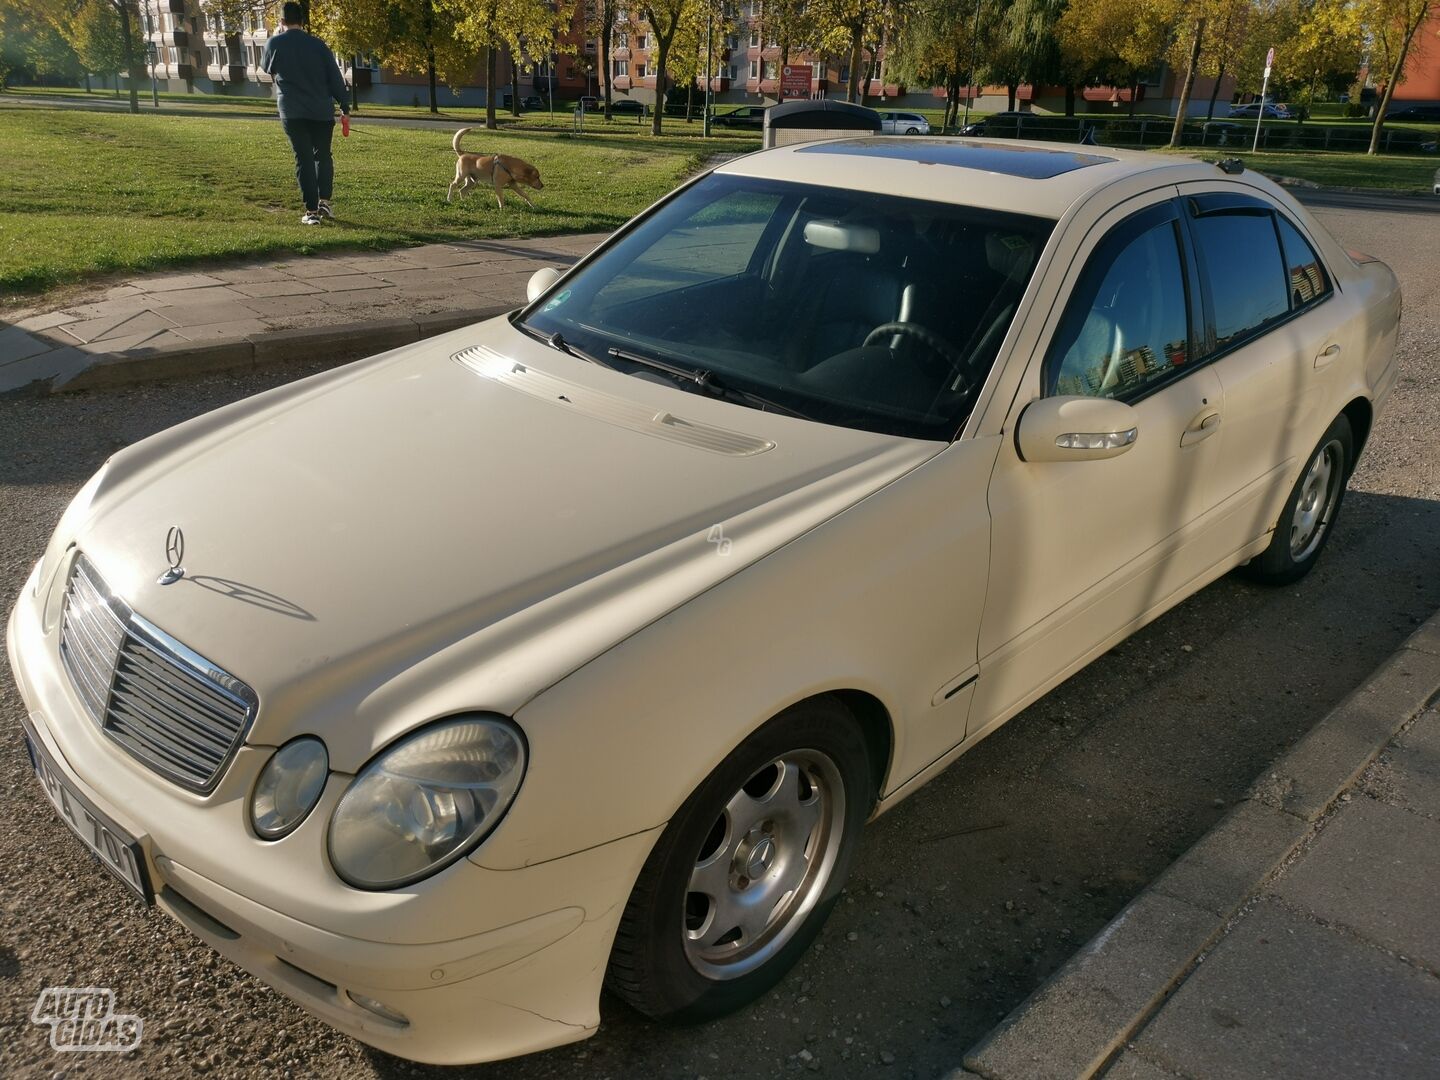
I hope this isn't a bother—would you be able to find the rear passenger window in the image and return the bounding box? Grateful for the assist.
[1189,210,1288,349]
[1276,216,1331,309]
[1047,214,1191,400]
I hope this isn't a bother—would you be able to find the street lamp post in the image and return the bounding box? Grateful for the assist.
[143,0,160,107]
[961,0,981,130]
[703,1,714,137]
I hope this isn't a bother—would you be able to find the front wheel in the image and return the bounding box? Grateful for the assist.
[1241,413,1353,585]
[605,697,873,1022]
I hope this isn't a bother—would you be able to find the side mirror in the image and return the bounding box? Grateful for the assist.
[1017,395,1139,463]
[526,267,563,303]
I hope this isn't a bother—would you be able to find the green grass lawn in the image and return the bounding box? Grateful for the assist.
[0,106,755,293]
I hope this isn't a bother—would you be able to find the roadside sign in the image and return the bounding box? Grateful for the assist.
[781,65,812,98]
[1264,47,1274,78]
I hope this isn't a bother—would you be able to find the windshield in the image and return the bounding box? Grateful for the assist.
[518,173,1053,440]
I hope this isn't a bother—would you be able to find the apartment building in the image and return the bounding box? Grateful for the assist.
[131,0,595,108]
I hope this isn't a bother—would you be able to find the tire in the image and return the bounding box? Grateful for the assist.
[1241,413,1353,586]
[605,696,873,1023]
[905,127,920,135]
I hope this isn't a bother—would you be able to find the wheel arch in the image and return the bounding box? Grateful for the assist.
[821,689,893,807]
[1341,396,1373,467]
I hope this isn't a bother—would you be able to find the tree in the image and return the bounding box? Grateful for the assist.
[761,0,816,99]
[587,0,624,117]
[1168,14,1206,144]
[1360,0,1433,152]
[1287,0,1365,121]
[313,0,473,114]
[1058,0,1181,115]
[446,0,570,128]
[642,0,688,133]
[64,0,143,92]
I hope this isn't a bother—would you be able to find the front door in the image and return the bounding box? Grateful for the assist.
[972,195,1226,734]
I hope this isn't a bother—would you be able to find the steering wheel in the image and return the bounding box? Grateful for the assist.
[862,321,970,390]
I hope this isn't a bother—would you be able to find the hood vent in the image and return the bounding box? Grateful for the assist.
[453,345,776,458]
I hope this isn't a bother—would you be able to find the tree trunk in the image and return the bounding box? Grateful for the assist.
[651,34,669,135]
[601,18,613,119]
[846,29,862,102]
[485,46,497,129]
[426,51,438,113]
[1128,77,1139,117]
[510,47,521,116]
[686,80,694,120]
[118,0,139,114]
[84,72,91,92]
[778,46,788,103]
[1368,8,1429,155]
[351,55,359,113]
[1168,18,1205,147]
[1206,61,1225,119]
[1065,83,1076,116]
[1007,82,1017,111]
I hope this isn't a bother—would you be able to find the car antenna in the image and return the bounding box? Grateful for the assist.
[1214,157,1245,175]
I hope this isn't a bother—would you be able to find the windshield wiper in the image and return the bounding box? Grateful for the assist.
[607,347,813,420]
[513,321,611,368]
[548,331,611,368]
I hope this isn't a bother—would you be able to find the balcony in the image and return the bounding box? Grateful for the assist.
[151,30,188,47]
[165,0,185,11]
[207,62,247,84]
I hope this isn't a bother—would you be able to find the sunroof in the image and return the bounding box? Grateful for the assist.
[795,138,1115,179]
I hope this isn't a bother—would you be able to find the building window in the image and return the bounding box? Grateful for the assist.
[636,62,647,78]
[750,30,760,47]
[618,30,628,46]
[636,33,647,50]
[613,59,628,76]
[749,59,759,79]
[762,60,776,80]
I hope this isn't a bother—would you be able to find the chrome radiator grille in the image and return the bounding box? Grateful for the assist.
[58,555,257,794]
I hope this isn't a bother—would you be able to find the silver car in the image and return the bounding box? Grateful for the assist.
[880,110,931,135]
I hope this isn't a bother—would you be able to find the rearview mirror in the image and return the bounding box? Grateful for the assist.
[526,267,563,303]
[1017,395,1139,463]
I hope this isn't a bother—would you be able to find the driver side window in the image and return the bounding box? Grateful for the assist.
[1047,209,1191,401]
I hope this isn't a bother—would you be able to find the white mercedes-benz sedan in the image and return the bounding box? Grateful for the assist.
[7,138,1401,1064]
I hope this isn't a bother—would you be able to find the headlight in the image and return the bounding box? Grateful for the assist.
[251,738,329,839]
[328,716,526,889]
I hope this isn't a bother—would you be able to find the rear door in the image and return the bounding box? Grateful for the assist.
[1175,188,1351,557]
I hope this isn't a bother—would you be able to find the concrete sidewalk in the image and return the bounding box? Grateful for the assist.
[0,232,605,396]
[961,614,1440,1080]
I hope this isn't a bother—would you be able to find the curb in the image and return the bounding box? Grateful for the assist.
[3,303,514,397]
[957,609,1440,1080]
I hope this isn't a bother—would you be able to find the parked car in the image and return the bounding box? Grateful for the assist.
[710,105,768,129]
[879,110,931,135]
[958,110,1030,136]
[576,95,599,112]
[10,138,1401,1067]
[520,95,545,111]
[1386,104,1440,122]
[609,98,647,117]
[1228,101,1292,119]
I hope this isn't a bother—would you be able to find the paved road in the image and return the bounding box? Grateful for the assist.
[1,198,1437,1079]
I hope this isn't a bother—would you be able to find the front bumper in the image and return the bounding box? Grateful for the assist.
[6,562,661,1065]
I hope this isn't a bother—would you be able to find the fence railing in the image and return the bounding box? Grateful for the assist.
[949,113,1440,154]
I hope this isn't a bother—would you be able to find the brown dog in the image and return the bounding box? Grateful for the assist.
[447,128,544,208]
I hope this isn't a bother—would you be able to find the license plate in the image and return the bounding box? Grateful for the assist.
[22,719,152,903]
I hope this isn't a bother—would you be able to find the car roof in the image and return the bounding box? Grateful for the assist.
[714,136,1231,219]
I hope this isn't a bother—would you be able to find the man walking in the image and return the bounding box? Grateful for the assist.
[262,3,349,225]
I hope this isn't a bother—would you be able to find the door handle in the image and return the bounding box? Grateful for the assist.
[1180,411,1221,447]
[1315,343,1341,370]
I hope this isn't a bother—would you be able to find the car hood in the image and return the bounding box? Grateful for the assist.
[69,319,940,765]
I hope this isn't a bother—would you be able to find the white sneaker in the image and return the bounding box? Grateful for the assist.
[300,211,323,225]
[317,199,334,220]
